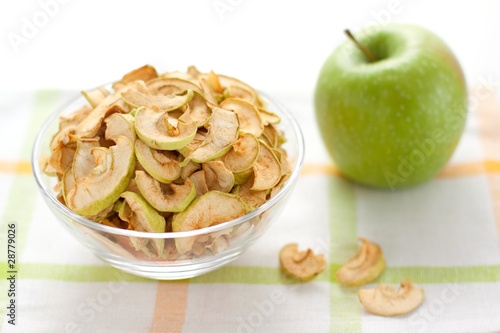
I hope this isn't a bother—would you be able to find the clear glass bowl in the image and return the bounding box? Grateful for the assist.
[32,90,305,280]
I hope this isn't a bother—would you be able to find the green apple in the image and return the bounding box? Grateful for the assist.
[314,24,467,189]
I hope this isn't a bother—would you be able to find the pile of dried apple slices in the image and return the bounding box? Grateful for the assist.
[44,65,291,259]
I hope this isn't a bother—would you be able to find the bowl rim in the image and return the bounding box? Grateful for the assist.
[32,89,305,239]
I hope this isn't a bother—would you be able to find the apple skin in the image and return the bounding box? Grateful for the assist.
[314,24,467,189]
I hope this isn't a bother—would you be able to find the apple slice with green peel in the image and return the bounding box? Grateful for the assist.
[82,86,110,108]
[87,204,115,222]
[134,139,181,183]
[270,174,290,199]
[222,132,260,173]
[177,132,206,157]
[336,238,386,287]
[71,138,100,181]
[135,170,196,212]
[66,136,135,217]
[86,148,109,177]
[124,178,141,196]
[113,198,130,219]
[76,81,144,138]
[189,170,209,197]
[172,191,248,254]
[232,174,267,209]
[258,108,281,126]
[218,74,263,107]
[120,191,166,255]
[146,77,204,96]
[181,108,239,166]
[219,98,264,137]
[122,88,194,111]
[202,161,235,193]
[260,124,284,148]
[160,69,199,84]
[223,85,259,105]
[277,147,292,176]
[114,197,151,254]
[51,105,92,150]
[252,140,282,191]
[61,166,75,205]
[104,113,135,145]
[180,161,201,180]
[187,91,212,127]
[199,78,219,108]
[47,141,77,177]
[233,168,253,185]
[135,105,198,150]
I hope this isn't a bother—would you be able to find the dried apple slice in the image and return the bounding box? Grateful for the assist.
[205,70,224,93]
[177,132,206,157]
[233,168,253,185]
[82,86,110,108]
[336,238,386,286]
[251,140,282,191]
[180,161,201,180]
[87,204,115,222]
[202,161,235,193]
[46,141,77,177]
[222,133,260,173]
[112,64,158,91]
[186,65,202,79]
[161,70,199,84]
[276,147,292,176]
[189,170,209,197]
[72,138,101,181]
[232,174,267,209]
[358,279,425,316]
[124,178,141,195]
[76,81,143,138]
[122,88,193,111]
[260,124,281,148]
[199,78,219,108]
[51,105,92,150]
[188,92,212,127]
[270,174,290,199]
[219,98,264,137]
[258,108,281,126]
[147,77,204,96]
[280,244,327,281]
[181,108,239,165]
[121,191,166,255]
[135,170,196,212]
[66,136,135,217]
[104,113,135,145]
[122,64,158,83]
[61,166,75,204]
[134,139,181,183]
[135,105,197,150]
[223,85,258,105]
[172,191,248,254]
[218,74,262,106]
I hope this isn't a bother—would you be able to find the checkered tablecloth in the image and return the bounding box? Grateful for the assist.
[1,89,499,333]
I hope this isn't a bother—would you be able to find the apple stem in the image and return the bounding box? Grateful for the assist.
[344,29,377,63]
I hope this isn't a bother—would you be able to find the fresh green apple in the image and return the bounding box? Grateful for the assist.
[314,24,467,189]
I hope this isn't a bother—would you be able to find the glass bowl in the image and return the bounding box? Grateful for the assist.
[32,89,305,280]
